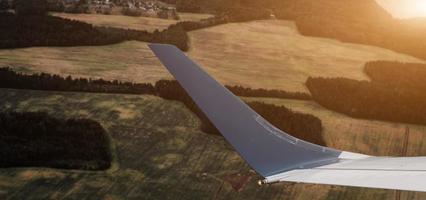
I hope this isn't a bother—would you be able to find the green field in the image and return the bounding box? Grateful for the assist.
[1,88,426,199]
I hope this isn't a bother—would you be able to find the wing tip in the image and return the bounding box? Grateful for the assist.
[148,43,178,51]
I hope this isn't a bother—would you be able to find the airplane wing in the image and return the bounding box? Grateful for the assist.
[270,156,426,192]
[149,43,426,192]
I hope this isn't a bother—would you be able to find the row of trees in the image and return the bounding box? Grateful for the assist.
[0,67,310,100]
[0,67,157,95]
[0,68,326,145]
[95,23,189,51]
[227,85,311,100]
[175,7,270,33]
[364,61,426,91]
[0,112,112,170]
[175,16,227,32]
[306,61,426,126]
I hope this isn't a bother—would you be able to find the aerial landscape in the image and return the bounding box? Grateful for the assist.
[1,0,426,199]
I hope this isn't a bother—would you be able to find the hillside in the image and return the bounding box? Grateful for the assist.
[187,20,424,92]
[0,20,423,93]
[177,0,426,60]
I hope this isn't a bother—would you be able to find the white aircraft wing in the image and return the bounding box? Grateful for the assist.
[267,155,426,192]
[149,43,426,192]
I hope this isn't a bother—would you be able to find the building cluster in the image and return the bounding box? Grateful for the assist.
[0,0,178,19]
[90,0,114,14]
[120,0,178,19]
[55,0,177,18]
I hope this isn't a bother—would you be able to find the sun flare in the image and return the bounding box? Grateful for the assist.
[378,0,426,18]
[410,1,426,16]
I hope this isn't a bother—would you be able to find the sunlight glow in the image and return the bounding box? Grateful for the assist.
[377,0,426,18]
[408,1,426,18]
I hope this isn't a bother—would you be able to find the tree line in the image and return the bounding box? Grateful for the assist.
[0,67,311,100]
[0,67,157,95]
[0,12,189,50]
[0,111,112,170]
[0,68,325,146]
[174,7,270,33]
[227,85,311,100]
[306,61,426,126]
[364,61,426,92]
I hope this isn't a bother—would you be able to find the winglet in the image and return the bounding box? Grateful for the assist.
[149,43,341,177]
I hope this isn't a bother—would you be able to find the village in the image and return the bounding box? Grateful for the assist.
[58,0,178,19]
[0,0,179,19]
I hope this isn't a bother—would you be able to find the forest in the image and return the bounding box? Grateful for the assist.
[0,112,112,170]
[0,68,326,146]
[0,11,189,50]
[306,61,426,126]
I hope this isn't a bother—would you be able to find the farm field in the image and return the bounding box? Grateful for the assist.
[187,20,425,92]
[1,88,426,199]
[0,20,423,93]
[178,12,214,22]
[51,12,213,32]
[0,41,172,84]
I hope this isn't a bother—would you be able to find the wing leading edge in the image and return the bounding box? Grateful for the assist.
[149,44,426,192]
